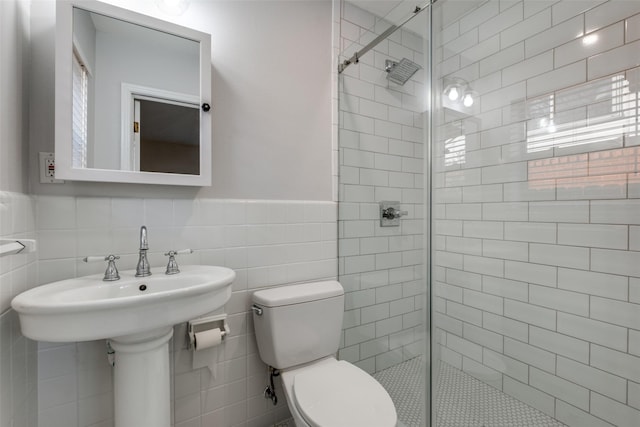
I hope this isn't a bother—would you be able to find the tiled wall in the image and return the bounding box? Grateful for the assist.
[337,2,427,374]
[0,192,38,427]
[432,0,640,426]
[34,196,337,427]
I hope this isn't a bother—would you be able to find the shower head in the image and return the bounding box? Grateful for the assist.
[385,58,421,85]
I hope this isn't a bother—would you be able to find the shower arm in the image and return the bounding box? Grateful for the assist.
[338,2,430,74]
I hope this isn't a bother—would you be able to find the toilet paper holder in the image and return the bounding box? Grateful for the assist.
[187,314,230,350]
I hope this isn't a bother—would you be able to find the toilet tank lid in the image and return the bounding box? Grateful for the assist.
[252,281,344,307]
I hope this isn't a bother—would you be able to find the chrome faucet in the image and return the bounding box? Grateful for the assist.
[135,225,151,277]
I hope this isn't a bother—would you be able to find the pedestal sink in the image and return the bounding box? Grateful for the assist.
[11,265,235,427]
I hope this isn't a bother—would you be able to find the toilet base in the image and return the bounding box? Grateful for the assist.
[278,357,397,427]
[280,357,337,427]
[284,405,310,427]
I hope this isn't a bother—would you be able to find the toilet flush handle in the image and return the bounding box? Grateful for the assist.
[251,304,263,316]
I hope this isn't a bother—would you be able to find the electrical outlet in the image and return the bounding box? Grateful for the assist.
[45,158,55,177]
[39,152,64,184]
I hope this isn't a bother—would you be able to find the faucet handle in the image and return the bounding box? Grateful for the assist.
[83,254,120,281]
[164,249,193,275]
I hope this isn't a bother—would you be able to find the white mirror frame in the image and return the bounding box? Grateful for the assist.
[55,0,212,186]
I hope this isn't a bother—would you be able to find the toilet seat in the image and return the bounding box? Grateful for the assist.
[291,360,397,427]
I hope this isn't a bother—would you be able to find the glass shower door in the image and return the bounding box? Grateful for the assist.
[336,1,431,425]
[431,0,640,426]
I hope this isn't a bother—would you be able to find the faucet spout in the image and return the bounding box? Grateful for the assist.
[135,226,151,277]
[139,225,149,250]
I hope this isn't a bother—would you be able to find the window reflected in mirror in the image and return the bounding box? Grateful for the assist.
[72,49,89,169]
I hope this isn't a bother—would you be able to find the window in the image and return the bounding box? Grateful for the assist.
[444,135,466,167]
[526,72,640,153]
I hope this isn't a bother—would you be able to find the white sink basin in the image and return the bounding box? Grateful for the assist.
[11,265,236,342]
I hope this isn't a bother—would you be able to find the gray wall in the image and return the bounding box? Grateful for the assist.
[29,0,333,201]
[1,0,30,194]
[0,1,39,426]
[2,0,337,426]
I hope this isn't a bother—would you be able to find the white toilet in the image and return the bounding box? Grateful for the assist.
[252,280,397,427]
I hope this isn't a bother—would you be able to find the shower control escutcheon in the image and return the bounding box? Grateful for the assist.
[380,201,407,227]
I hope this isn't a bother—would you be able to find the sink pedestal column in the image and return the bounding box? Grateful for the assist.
[110,327,174,427]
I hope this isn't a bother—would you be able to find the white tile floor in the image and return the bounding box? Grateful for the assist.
[373,358,566,427]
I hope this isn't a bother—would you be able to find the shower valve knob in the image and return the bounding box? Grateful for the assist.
[380,201,405,227]
[382,207,408,219]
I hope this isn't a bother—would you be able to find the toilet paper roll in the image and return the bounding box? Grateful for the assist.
[192,328,223,379]
[194,328,222,350]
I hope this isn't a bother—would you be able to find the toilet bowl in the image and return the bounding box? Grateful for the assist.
[252,281,397,427]
[281,357,397,427]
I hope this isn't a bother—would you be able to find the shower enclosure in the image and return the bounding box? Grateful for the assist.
[337,0,640,426]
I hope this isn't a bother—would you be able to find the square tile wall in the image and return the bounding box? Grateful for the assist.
[337,2,427,375]
[0,191,38,427]
[34,196,337,427]
[432,1,640,426]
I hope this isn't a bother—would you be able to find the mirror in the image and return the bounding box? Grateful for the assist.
[55,0,212,186]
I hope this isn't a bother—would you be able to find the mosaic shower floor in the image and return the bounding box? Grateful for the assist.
[373,358,566,427]
[373,357,424,426]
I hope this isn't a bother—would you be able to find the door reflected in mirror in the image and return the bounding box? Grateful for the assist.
[138,99,200,175]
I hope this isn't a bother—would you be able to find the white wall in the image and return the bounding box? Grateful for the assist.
[29,0,333,201]
[33,197,337,427]
[0,192,38,427]
[432,1,640,426]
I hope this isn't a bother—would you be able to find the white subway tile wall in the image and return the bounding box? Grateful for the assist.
[338,3,426,375]
[433,0,640,426]
[0,191,38,427]
[33,197,337,427]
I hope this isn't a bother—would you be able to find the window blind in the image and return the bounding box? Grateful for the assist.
[72,50,88,168]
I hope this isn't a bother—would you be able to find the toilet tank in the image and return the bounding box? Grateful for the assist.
[252,281,344,370]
